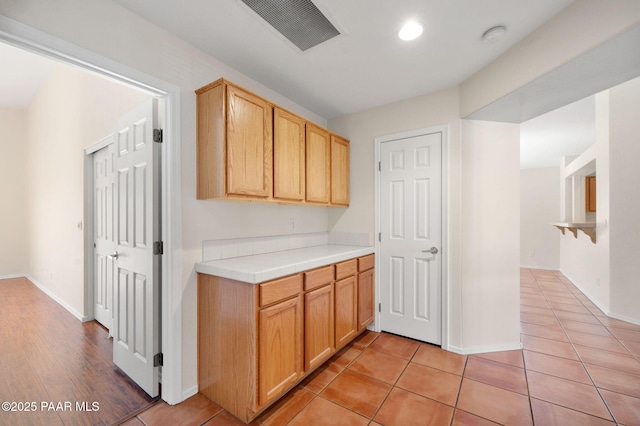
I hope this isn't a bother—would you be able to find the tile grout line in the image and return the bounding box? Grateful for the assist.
[365,340,419,424]
[521,269,537,425]
[282,333,380,426]
[532,271,620,425]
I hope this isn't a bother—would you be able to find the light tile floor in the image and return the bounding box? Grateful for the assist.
[121,269,640,425]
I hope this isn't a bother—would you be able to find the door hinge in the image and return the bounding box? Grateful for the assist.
[153,128,163,143]
[153,241,164,255]
[153,352,163,367]
[378,303,381,312]
[378,161,381,171]
[378,232,381,242]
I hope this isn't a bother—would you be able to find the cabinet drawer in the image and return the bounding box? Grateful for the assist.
[335,259,357,281]
[260,274,302,307]
[358,254,374,272]
[304,265,334,291]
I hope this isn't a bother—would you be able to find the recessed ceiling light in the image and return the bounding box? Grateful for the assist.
[399,21,423,41]
[482,25,507,44]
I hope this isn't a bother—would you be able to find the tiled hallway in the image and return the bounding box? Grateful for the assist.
[122,269,640,425]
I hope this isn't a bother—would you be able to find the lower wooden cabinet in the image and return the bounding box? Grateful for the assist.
[357,254,375,331]
[197,254,374,423]
[335,275,358,349]
[259,294,303,406]
[304,284,334,371]
[358,268,375,330]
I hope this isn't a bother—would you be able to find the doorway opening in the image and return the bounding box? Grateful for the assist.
[374,125,449,349]
[0,22,181,405]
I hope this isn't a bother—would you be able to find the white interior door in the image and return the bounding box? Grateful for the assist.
[112,99,160,397]
[379,132,442,344]
[94,141,116,331]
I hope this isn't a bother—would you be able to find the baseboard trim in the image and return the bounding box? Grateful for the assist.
[608,312,640,327]
[0,273,28,280]
[446,341,522,355]
[520,265,559,271]
[25,274,86,321]
[181,385,199,403]
[559,271,611,316]
[559,271,640,326]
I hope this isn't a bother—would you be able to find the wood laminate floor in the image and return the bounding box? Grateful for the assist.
[0,277,156,426]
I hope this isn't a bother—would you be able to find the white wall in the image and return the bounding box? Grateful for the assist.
[24,64,150,317]
[459,120,521,352]
[0,0,332,398]
[559,76,640,325]
[3,0,638,401]
[520,167,561,269]
[0,109,27,277]
[460,0,640,117]
[329,98,522,354]
[608,76,640,323]
[559,91,611,312]
[328,87,465,350]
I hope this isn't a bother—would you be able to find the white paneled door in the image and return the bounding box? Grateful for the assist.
[380,132,442,344]
[112,99,160,397]
[94,140,116,331]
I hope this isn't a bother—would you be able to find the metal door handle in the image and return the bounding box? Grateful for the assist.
[422,247,438,254]
[108,252,119,259]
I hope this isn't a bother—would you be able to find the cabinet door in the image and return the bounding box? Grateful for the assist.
[304,284,335,371]
[330,135,350,206]
[306,124,331,204]
[274,108,305,201]
[358,269,374,331]
[334,275,357,349]
[586,176,596,212]
[226,84,272,198]
[259,295,303,406]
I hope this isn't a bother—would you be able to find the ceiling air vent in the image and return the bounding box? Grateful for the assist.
[240,0,340,51]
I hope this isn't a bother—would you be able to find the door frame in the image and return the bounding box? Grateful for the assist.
[85,133,116,332]
[374,125,449,350]
[0,17,184,405]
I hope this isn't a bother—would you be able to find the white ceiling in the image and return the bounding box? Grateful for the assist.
[520,96,595,170]
[0,42,55,109]
[0,0,599,170]
[114,0,574,119]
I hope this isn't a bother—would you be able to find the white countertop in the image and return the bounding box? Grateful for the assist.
[195,244,374,284]
[550,221,596,228]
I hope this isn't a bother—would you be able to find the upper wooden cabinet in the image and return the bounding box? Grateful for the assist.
[196,80,272,199]
[331,135,350,206]
[586,176,596,212]
[305,124,331,204]
[196,78,349,206]
[274,108,305,202]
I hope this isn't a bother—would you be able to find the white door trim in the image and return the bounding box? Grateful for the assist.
[0,16,184,405]
[85,133,116,328]
[374,125,449,350]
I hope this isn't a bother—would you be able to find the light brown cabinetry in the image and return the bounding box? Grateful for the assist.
[335,275,358,349]
[259,293,303,405]
[334,259,358,349]
[586,176,596,212]
[304,284,334,371]
[197,254,373,423]
[331,135,350,206]
[196,81,273,199]
[274,108,305,201]
[305,124,331,204]
[357,255,375,331]
[196,78,349,206]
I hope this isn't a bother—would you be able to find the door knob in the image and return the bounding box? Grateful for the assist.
[108,252,119,259]
[422,247,438,254]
